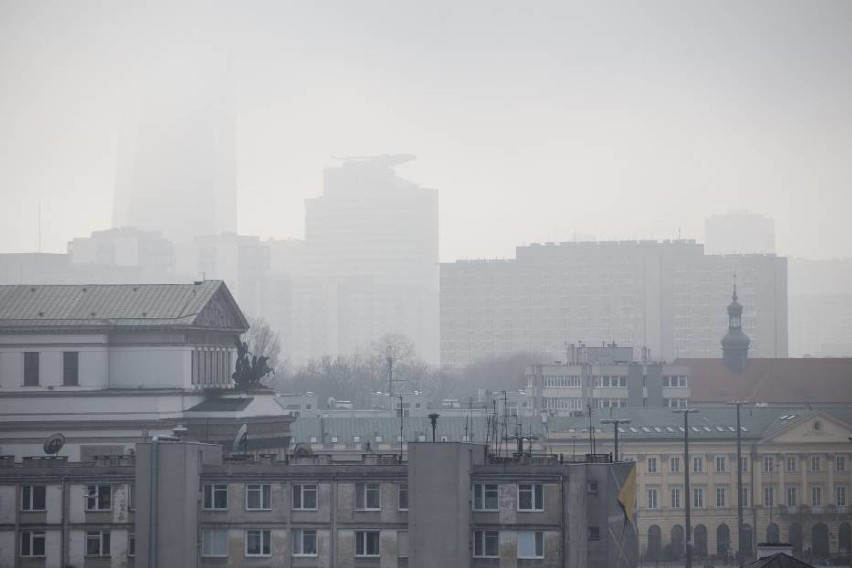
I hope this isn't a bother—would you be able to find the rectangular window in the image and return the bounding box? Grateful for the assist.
[693,456,704,473]
[764,486,774,507]
[763,456,775,473]
[647,457,658,473]
[740,457,749,473]
[715,456,727,473]
[473,483,499,511]
[398,483,408,510]
[786,486,797,507]
[20,530,46,557]
[245,529,271,556]
[647,488,658,510]
[21,485,46,511]
[517,531,544,559]
[245,484,271,511]
[128,484,135,511]
[292,483,318,510]
[63,351,79,386]
[23,352,39,386]
[811,456,821,472]
[292,529,317,556]
[785,456,797,472]
[670,457,681,473]
[129,532,135,557]
[671,488,681,509]
[203,484,228,510]
[837,486,847,507]
[741,487,751,507]
[811,486,822,507]
[588,527,601,541]
[693,487,704,508]
[355,482,381,510]
[201,529,228,557]
[715,487,726,508]
[837,455,847,472]
[86,484,112,511]
[473,530,499,557]
[398,531,409,558]
[86,530,110,557]
[518,483,544,511]
[355,530,380,557]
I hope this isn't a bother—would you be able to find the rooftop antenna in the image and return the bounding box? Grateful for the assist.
[587,402,596,454]
[37,200,42,253]
[398,395,404,462]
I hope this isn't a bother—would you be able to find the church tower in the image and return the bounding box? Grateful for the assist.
[721,283,750,373]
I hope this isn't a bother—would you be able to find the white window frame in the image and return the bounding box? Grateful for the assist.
[764,486,774,507]
[741,487,751,507]
[398,530,409,558]
[517,483,544,512]
[670,456,681,473]
[355,530,380,557]
[762,455,775,473]
[785,456,797,472]
[473,483,498,511]
[203,484,228,511]
[647,457,658,473]
[811,455,821,472]
[86,484,112,511]
[355,482,381,511]
[245,529,271,557]
[245,483,271,511]
[201,529,228,557]
[693,487,704,508]
[398,483,408,511]
[786,486,797,507]
[715,487,726,508]
[715,456,727,473]
[21,485,46,511]
[692,456,704,473]
[20,530,46,557]
[86,530,110,557]
[292,483,318,510]
[836,486,847,507]
[473,530,499,558]
[292,529,318,557]
[671,488,681,509]
[517,531,544,559]
[811,485,822,507]
[647,488,658,510]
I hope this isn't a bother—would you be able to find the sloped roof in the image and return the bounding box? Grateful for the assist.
[0,280,248,332]
[676,358,852,404]
[742,552,815,568]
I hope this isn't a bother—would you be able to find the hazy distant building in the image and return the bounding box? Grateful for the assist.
[441,240,787,366]
[705,211,775,255]
[68,227,174,279]
[788,258,852,357]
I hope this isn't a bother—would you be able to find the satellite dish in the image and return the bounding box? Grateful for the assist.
[43,433,66,455]
[327,396,336,409]
[232,424,248,454]
[293,443,313,458]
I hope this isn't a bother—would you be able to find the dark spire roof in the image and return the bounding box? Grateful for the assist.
[721,282,750,372]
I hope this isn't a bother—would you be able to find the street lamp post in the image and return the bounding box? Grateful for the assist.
[728,401,747,562]
[601,418,632,462]
[675,408,699,568]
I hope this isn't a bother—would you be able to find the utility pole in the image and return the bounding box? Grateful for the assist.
[601,418,631,462]
[728,401,747,562]
[674,408,699,568]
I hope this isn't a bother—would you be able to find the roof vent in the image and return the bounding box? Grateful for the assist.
[142,311,147,317]
[38,311,44,317]
[30,287,36,292]
[90,312,96,317]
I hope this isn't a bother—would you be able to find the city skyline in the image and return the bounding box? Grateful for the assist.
[1,1,851,262]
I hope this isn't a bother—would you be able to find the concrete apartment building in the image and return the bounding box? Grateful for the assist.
[0,441,638,568]
[440,240,787,366]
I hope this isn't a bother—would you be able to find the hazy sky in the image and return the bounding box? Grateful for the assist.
[1,0,851,261]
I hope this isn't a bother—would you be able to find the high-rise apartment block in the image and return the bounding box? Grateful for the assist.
[441,240,787,366]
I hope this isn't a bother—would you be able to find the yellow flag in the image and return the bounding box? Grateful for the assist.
[617,466,637,523]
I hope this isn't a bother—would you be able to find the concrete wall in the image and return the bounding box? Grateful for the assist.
[0,333,109,390]
[109,346,190,389]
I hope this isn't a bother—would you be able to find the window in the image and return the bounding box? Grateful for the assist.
[836,486,847,507]
[20,530,45,557]
[21,485,46,511]
[811,486,822,507]
[811,456,821,472]
[739,457,749,473]
[245,529,271,556]
[587,480,599,494]
[245,484,271,511]
[473,530,499,557]
[398,531,409,558]
[693,456,704,473]
[837,455,847,472]
[473,483,498,511]
[63,351,79,386]
[203,484,227,510]
[693,487,704,508]
[129,532,135,557]
[670,456,681,473]
[398,483,408,510]
[292,483,317,510]
[518,531,544,559]
[518,483,544,511]
[201,529,228,557]
[647,457,658,473]
[86,484,112,511]
[741,487,751,507]
[715,487,726,508]
[23,352,40,386]
[671,488,681,509]
[786,486,797,507]
[764,486,774,507]
[356,530,380,557]
[86,530,110,557]
[355,482,381,510]
[292,529,317,556]
[128,484,135,511]
[715,456,727,473]
[588,527,601,541]
[647,488,658,510]
[785,456,797,473]
[762,456,775,473]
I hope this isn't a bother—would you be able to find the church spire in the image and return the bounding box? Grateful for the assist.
[721,278,750,373]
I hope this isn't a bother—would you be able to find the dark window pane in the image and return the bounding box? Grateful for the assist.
[24,352,39,386]
[63,352,79,386]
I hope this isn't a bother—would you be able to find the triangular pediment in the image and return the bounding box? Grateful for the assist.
[193,287,250,331]
[763,412,852,445]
